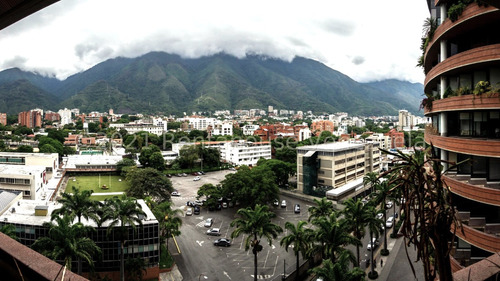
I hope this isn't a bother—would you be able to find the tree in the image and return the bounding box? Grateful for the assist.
[32,215,101,276]
[51,186,100,224]
[102,196,146,281]
[125,167,173,201]
[308,197,334,222]
[366,205,383,279]
[257,158,296,187]
[177,145,199,169]
[280,221,313,280]
[0,224,18,240]
[39,143,58,153]
[363,172,380,195]
[16,145,33,152]
[150,201,183,251]
[309,253,365,281]
[149,151,166,171]
[38,136,64,156]
[220,165,279,207]
[138,144,161,167]
[342,198,372,267]
[198,145,221,169]
[275,146,297,163]
[231,204,283,281]
[125,256,147,281]
[384,147,458,281]
[310,211,359,263]
[47,129,66,143]
[116,158,136,174]
[372,180,393,255]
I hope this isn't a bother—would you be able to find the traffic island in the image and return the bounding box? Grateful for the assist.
[381,249,389,256]
[368,271,379,279]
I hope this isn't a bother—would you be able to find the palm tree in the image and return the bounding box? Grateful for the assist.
[231,204,283,281]
[373,180,393,255]
[280,221,313,280]
[103,195,146,281]
[308,197,334,222]
[310,211,360,263]
[342,198,372,267]
[309,252,365,281]
[152,201,183,251]
[52,186,100,224]
[365,205,383,279]
[32,215,101,276]
[384,146,458,281]
[363,172,379,195]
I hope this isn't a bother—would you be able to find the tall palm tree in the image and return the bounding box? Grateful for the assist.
[363,172,379,195]
[373,180,393,255]
[103,195,146,281]
[32,215,101,276]
[342,198,372,267]
[309,252,365,281]
[365,205,383,279]
[152,201,183,251]
[231,204,283,281]
[308,197,334,222]
[280,221,313,280]
[310,211,360,263]
[52,186,100,224]
[384,146,458,281]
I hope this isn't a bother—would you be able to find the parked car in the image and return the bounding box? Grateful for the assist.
[385,201,393,209]
[216,203,222,211]
[181,173,187,177]
[281,200,287,208]
[273,199,279,206]
[204,218,213,227]
[171,190,180,197]
[376,213,383,220]
[213,238,231,247]
[386,216,395,228]
[366,238,380,251]
[206,228,221,236]
[222,202,228,209]
[199,171,206,175]
[186,201,195,207]
[193,176,201,181]
[228,201,234,208]
[186,207,193,216]
[294,204,300,214]
[166,174,172,178]
[194,206,201,215]
[194,200,203,206]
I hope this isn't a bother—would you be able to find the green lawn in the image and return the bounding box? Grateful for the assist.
[90,194,124,201]
[67,175,128,193]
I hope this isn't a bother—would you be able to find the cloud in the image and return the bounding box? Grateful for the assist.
[351,56,365,65]
[317,19,356,36]
[2,56,27,69]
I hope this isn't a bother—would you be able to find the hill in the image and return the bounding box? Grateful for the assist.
[0,52,424,115]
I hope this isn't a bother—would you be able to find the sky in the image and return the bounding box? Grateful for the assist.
[0,0,429,83]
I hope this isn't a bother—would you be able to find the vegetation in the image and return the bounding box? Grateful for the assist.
[309,253,365,281]
[231,204,283,281]
[125,167,174,201]
[280,221,314,280]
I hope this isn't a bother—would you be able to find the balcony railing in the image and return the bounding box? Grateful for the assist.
[425,134,500,158]
[444,174,500,206]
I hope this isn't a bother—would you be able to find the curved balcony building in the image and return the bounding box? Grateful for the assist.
[423,0,500,272]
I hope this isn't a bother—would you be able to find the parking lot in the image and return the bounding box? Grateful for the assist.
[169,170,313,281]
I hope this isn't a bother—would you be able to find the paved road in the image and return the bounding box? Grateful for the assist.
[168,170,313,281]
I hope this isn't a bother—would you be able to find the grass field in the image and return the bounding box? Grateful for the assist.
[89,194,124,201]
[67,175,128,193]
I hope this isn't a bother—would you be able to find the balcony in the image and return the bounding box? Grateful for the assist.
[425,44,500,93]
[424,134,500,158]
[424,93,500,115]
[452,216,500,254]
[444,174,500,207]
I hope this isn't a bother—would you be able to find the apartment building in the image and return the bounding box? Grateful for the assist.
[296,142,380,202]
[422,0,500,274]
[18,110,42,129]
[0,112,7,126]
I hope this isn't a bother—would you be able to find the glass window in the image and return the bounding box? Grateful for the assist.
[459,113,472,136]
[489,158,500,181]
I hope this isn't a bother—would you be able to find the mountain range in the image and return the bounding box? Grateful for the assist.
[0,52,424,116]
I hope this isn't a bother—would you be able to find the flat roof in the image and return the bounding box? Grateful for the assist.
[298,142,365,153]
[326,177,363,198]
[0,152,58,158]
[0,199,157,227]
[64,155,123,168]
[0,164,45,175]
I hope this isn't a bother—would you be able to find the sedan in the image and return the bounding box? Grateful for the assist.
[193,176,201,181]
[171,190,180,197]
[207,228,221,236]
[204,218,213,227]
[386,216,395,228]
[213,238,231,247]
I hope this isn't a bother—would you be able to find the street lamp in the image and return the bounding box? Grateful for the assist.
[199,274,208,281]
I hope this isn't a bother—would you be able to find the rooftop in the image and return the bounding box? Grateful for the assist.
[0,164,45,175]
[298,141,365,152]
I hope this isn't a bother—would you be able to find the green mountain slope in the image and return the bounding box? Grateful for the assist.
[0,80,60,114]
[0,52,424,116]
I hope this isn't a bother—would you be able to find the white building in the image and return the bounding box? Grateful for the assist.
[0,165,46,200]
[0,152,59,175]
[172,140,271,166]
[58,108,72,126]
[365,133,391,151]
[109,121,166,136]
[242,125,260,136]
[211,121,233,136]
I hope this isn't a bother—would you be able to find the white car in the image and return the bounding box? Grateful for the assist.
[171,191,180,197]
[186,207,193,216]
[376,213,383,220]
[386,216,395,228]
[281,200,287,208]
[206,228,221,236]
[385,201,393,209]
[193,176,201,181]
[204,218,213,227]
[367,238,380,251]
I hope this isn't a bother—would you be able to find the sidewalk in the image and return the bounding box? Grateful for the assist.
[373,233,405,280]
[159,264,183,281]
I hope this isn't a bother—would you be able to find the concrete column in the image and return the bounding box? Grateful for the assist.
[439,112,448,137]
[440,76,447,99]
[440,149,448,171]
[440,5,447,24]
[440,40,447,62]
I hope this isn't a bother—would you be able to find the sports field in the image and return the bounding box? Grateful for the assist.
[67,175,128,193]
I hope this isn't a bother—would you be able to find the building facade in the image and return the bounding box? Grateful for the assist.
[18,110,42,128]
[423,0,500,272]
[0,112,7,126]
[296,142,380,202]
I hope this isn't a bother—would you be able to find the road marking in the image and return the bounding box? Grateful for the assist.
[196,240,204,247]
[271,244,276,250]
[223,271,232,280]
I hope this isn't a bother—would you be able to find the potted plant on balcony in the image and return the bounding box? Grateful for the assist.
[420,95,434,111]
